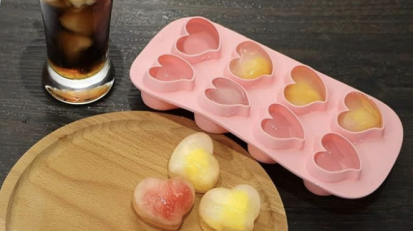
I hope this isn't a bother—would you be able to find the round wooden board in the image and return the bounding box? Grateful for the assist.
[0,111,287,231]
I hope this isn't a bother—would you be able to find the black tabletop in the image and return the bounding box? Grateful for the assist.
[1,0,412,230]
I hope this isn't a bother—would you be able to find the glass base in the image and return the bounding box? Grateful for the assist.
[42,59,115,105]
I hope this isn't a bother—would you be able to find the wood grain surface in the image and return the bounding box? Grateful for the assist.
[0,111,287,231]
[0,0,412,230]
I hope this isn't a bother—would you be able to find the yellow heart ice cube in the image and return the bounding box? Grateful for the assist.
[168,132,220,193]
[199,184,261,231]
[234,56,272,79]
[230,41,273,80]
[285,81,323,106]
[339,93,382,132]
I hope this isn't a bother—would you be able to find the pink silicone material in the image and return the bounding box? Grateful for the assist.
[130,17,404,199]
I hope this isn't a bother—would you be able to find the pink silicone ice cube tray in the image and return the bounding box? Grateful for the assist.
[130,16,404,199]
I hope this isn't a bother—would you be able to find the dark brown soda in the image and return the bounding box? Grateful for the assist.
[40,0,113,79]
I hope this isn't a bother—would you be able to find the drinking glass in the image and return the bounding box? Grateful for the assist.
[39,0,114,105]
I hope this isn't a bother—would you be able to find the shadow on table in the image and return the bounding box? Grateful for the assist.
[128,84,197,120]
[262,162,384,214]
[19,21,124,108]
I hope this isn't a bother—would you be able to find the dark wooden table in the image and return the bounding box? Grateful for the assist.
[1,0,412,230]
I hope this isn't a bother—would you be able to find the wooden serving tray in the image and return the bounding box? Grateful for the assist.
[0,111,287,231]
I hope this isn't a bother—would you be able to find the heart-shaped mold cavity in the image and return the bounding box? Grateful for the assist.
[255,104,305,150]
[308,133,362,184]
[230,41,273,80]
[284,65,327,107]
[262,104,304,139]
[315,134,361,172]
[149,55,194,82]
[199,78,250,118]
[143,54,195,93]
[338,92,383,132]
[174,17,221,63]
[205,78,249,106]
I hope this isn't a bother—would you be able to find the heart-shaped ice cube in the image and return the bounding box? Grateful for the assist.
[133,177,195,230]
[338,92,383,132]
[199,184,261,231]
[284,65,327,106]
[230,41,273,80]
